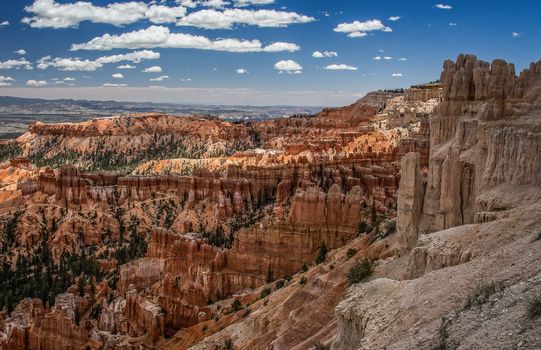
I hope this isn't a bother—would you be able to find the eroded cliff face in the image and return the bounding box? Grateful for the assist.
[421,54,541,234]
[332,54,541,350]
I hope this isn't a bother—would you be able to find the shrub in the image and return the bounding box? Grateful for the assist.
[315,242,328,264]
[242,308,250,318]
[231,299,241,312]
[224,338,234,350]
[300,276,307,285]
[465,280,499,308]
[346,259,374,285]
[302,262,309,272]
[275,279,285,289]
[314,341,330,350]
[285,274,292,282]
[527,293,541,319]
[346,248,357,259]
[260,288,271,299]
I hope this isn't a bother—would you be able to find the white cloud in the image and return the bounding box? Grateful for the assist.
[392,73,403,77]
[150,75,169,81]
[117,64,136,69]
[112,73,124,79]
[95,50,160,64]
[347,31,368,38]
[383,56,393,60]
[235,68,248,74]
[14,49,27,55]
[261,42,300,52]
[102,83,127,87]
[37,56,100,71]
[64,77,76,81]
[71,25,300,53]
[512,32,521,38]
[334,19,392,38]
[0,21,9,26]
[388,16,401,21]
[37,50,159,71]
[373,56,381,60]
[234,0,274,7]
[434,4,452,9]
[200,0,230,8]
[324,64,357,71]
[177,8,314,29]
[145,4,188,24]
[449,22,457,26]
[176,0,198,8]
[0,76,15,87]
[180,78,192,82]
[26,79,48,86]
[312,50,338,58]
[22,0,187,28]
[398,57,407,61]
[0,58,33,70]
[274,60,302,74]
[143,66,162,73]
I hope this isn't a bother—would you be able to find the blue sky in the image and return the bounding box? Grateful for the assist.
[0,0,539,106]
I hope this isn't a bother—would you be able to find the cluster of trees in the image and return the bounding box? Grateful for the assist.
[0,211,102,312]
[151,198,178,229]
[201,225,234,249]
[0,141,22,162]
[111,215,148,265]
[29,133,253,173]
[0,203,151,313]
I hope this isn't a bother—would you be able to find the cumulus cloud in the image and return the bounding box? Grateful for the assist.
[143,66,162,73]
[177,8,314,30]
[373,56,381,60]
[312,50,338,58]
[512,32,521,37]
[235,68,248,74]
[0,58,33,70]
[347,32,367,38]
[324,64,357,71]
[117,64,135,69]
[102,83,127,87]
[150,75,169,81]
[94,50,160,64]
[334,19,392,38]
[449,22,457,26]
[112,73,123,78]
[388,16,401,21]
[37,50,159,71]
[383,56,392,60]
[392,73,403,77]
[0,76,15,87]
[64,77,76,81]
[14,49,27,55]
[70,25,300,53]
[26,79,48,86]
[200,0,230,8]
[0,21,9,26]
[274,60,302,74]
[22,0,188,28]
[434,4,452,9]
[234,0,274,7]
[398,57,407,61]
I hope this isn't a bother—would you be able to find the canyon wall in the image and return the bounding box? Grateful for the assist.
[332,54,541,350]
